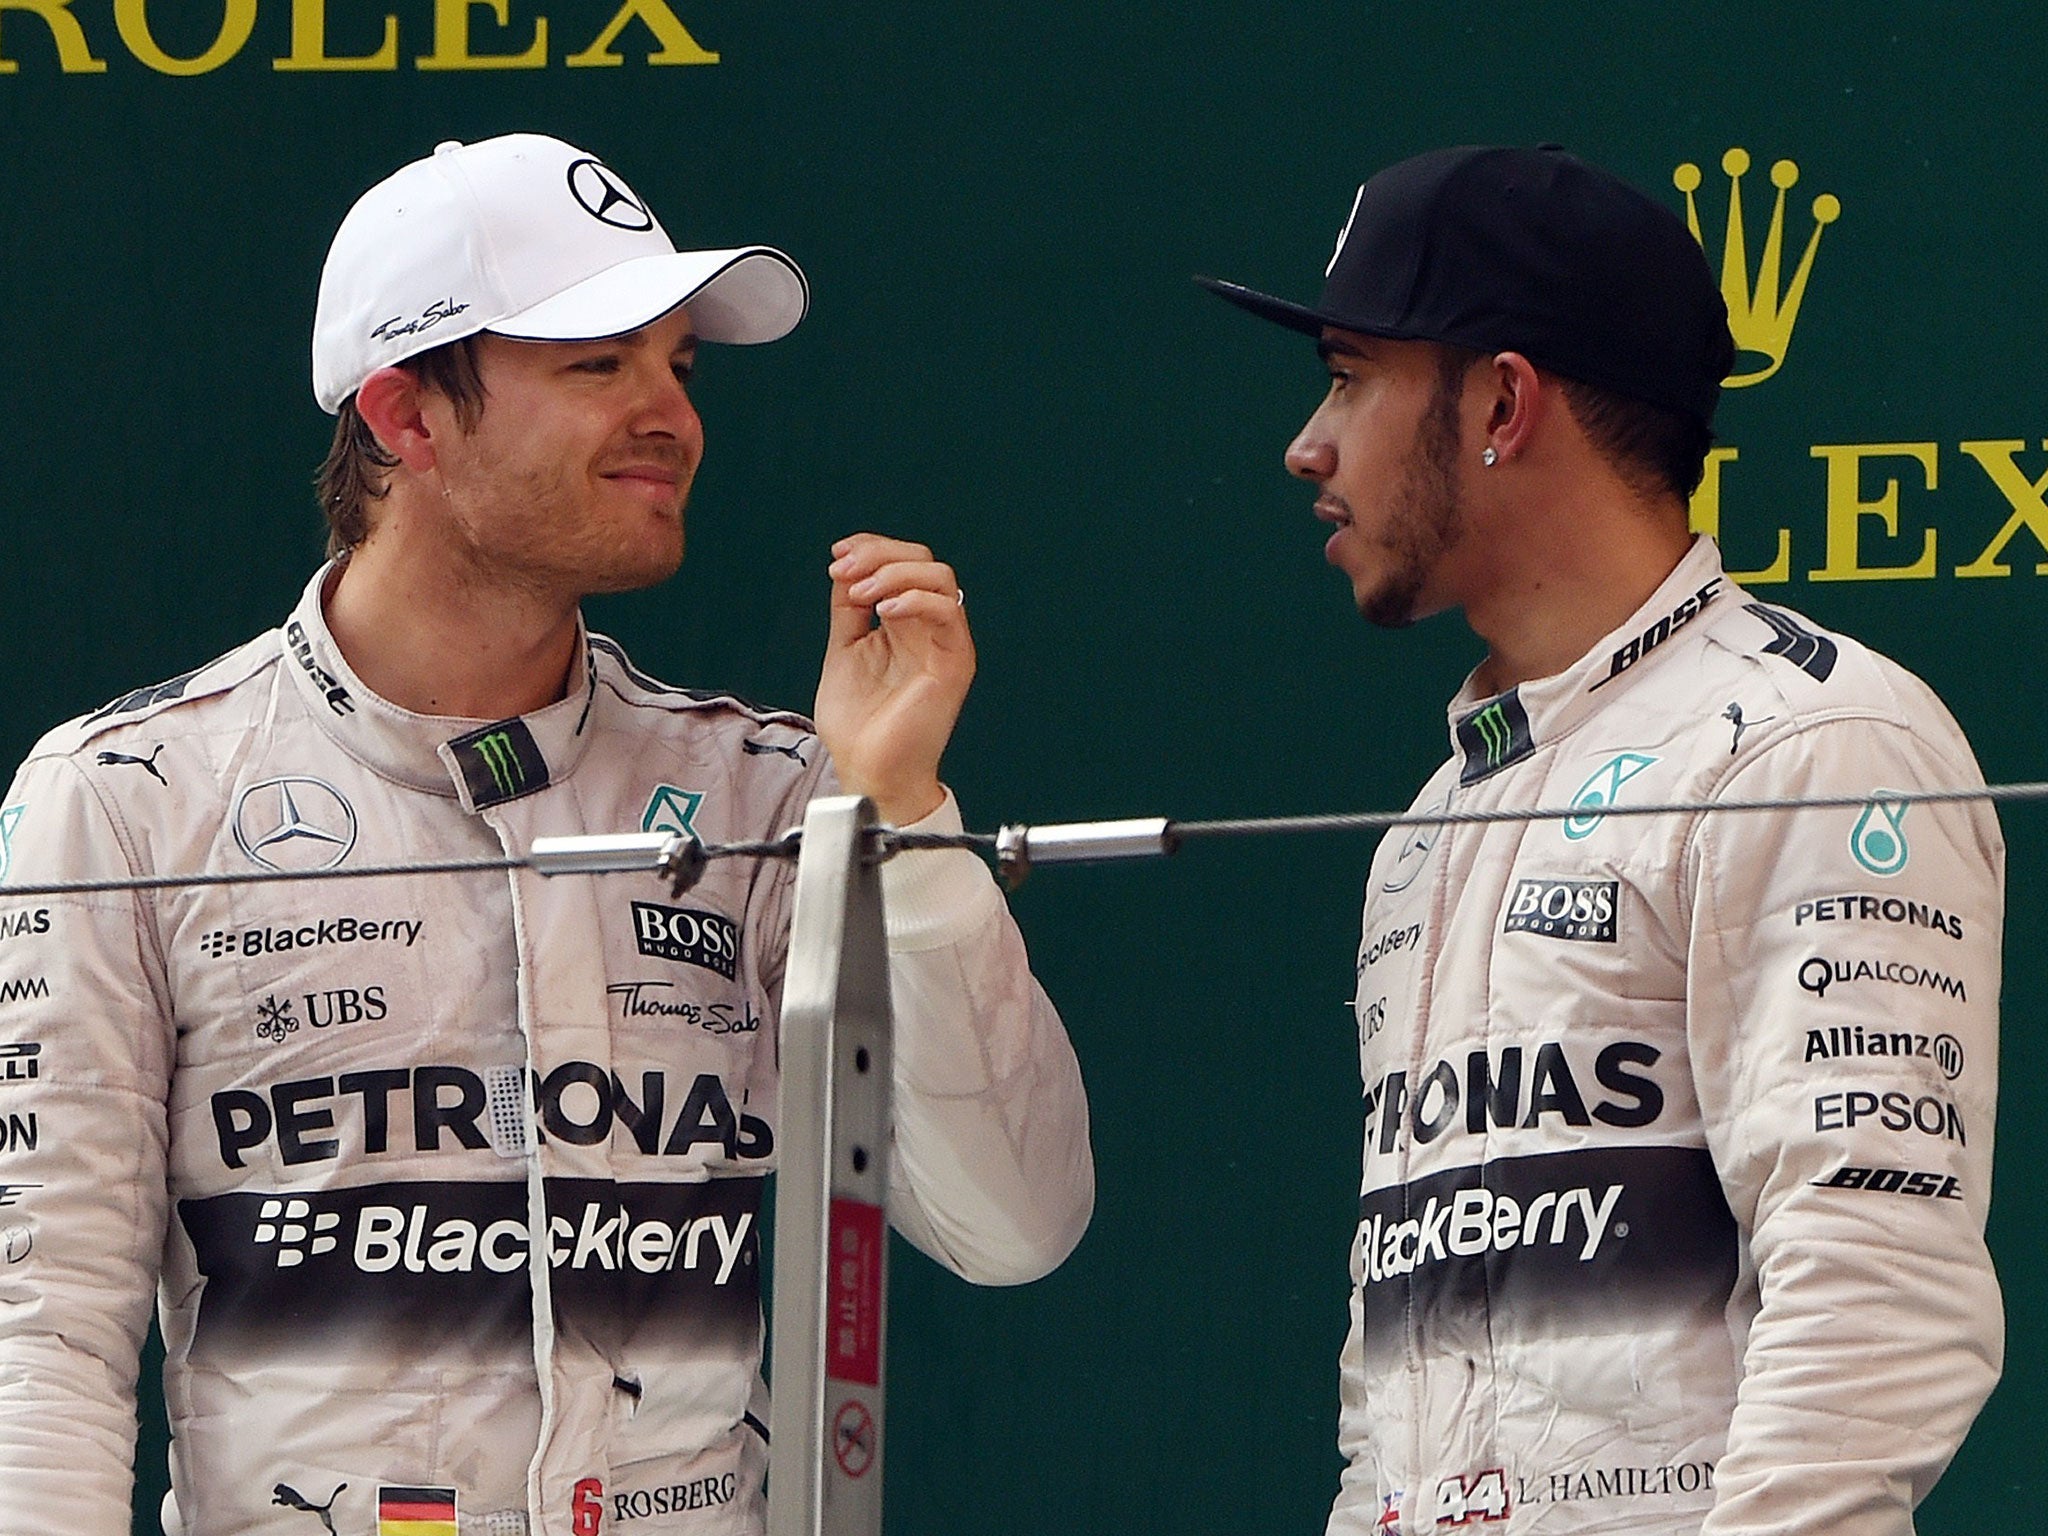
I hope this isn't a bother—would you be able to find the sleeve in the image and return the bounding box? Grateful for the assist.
[0,753,174,1536]
[1688,714,2003,1536]
[872,788,1094,1285]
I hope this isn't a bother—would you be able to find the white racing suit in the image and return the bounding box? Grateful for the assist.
[0,566,1094,1536]
[1330,539,2002,1536]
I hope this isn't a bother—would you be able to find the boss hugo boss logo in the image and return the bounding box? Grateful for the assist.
[631,903,739,979]
[1503,879,1619,942]
[568,158,654,229]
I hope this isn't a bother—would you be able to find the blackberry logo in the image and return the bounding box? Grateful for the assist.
[197,916,422,960]
[254,1197,341,1267]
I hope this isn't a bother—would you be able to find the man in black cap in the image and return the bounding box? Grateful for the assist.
[1202,146,2003,1536]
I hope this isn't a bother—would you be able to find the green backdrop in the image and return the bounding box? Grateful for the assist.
[1,2,2042,1531]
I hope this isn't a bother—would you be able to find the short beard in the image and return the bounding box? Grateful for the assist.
[1359,354,1468,628]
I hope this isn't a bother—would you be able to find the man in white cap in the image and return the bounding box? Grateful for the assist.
[0,134,1093,1535]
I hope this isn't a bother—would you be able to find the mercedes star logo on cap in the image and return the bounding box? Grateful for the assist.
[232,777,359,872]
[567,158,654,231]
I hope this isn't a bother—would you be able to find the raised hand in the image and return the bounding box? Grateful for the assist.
[814,532,975,825]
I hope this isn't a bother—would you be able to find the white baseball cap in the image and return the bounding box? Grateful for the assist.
[312,133,809,412]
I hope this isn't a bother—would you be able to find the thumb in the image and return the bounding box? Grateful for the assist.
[827,577,874,652]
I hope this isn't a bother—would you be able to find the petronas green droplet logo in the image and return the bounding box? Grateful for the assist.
[1850,797,1909,877]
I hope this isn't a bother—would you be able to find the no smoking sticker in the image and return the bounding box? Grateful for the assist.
[833,1398,875,1479]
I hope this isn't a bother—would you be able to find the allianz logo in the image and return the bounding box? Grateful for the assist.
[251,1192,753,1281]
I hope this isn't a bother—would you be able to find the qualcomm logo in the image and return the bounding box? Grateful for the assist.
[1674,148,1839,387]
[254,1196,342,1268]
[1563,753,1657,840]
[232,778,358,872]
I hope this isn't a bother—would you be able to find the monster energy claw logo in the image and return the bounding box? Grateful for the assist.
[474,731,525,798]
[1473,704,1512,765]
[1565,753,1659,840]
[1456,689,1534,785]
[1851,795,1910,877]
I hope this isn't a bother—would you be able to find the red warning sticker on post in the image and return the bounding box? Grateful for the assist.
[832,1397,876,1479]
[827,1197,884,1387]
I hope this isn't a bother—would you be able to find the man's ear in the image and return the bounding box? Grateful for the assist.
[354,366,439,473]
[1479,350,1546,467]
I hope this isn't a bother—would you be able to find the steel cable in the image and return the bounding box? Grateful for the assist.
[0,779,2039,899]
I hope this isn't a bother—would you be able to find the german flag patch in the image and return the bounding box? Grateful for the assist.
[378,1485,457,1535]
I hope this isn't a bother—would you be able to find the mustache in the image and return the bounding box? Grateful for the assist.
[596,443,695,477]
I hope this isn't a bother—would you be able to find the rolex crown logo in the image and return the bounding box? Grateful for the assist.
[1674,148,1840,388]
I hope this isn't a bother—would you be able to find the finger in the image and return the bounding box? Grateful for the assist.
[874,588,976,653]
[827,564,879,650]
[847,560,958,607]
[829,532,935,582]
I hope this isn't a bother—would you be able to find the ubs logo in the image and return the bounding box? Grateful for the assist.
[568,159,655,231]
[232,778,358,872]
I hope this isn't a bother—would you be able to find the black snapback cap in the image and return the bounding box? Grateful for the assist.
[1198,145,1736,427]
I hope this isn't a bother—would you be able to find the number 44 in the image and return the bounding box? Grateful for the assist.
[1432,1468,1511,1526]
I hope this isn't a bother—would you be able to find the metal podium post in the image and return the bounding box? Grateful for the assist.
[766,796,893,1536]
